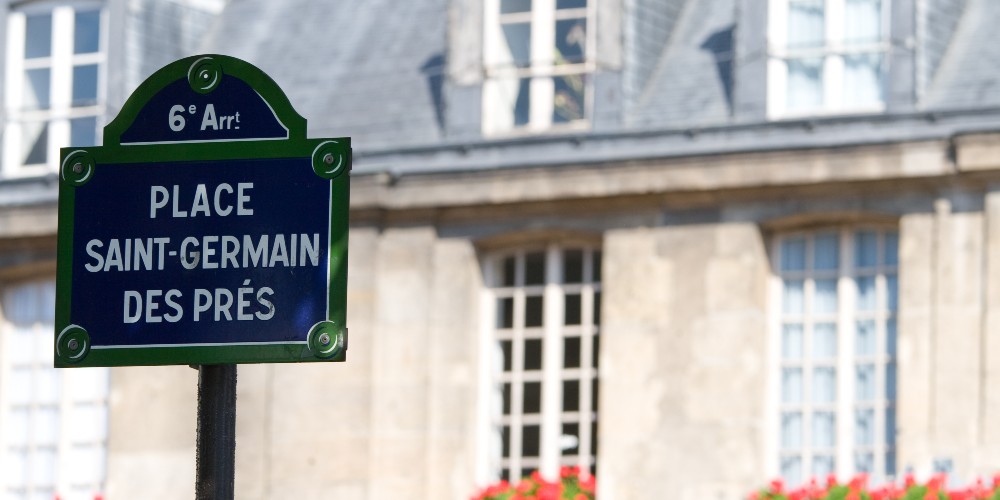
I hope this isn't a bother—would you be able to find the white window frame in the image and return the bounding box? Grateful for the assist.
[3,2,108,177]
[0,279,111,499]
[477,244,601,485]
[767,0,891,118]
[767,226,898,486]
[482,0,596,136]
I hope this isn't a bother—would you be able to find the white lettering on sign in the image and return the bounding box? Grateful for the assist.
[87,183,325,326]
[167,103,241,132]
[149,183,253,218]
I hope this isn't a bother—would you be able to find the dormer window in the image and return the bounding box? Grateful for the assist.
[3,3,105,176]
[768,0,888,118]
[482,0,593,135]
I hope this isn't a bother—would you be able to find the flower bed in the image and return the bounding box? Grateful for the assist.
[750,474,1000,500]
[471,466,596,500]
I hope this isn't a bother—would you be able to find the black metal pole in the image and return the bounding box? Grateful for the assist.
[195,364,237,500]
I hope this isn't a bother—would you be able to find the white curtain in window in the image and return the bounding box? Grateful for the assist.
[843,53,883,107]
[787,58,824,111]
[812,411,836,447]
[844,0,881,44]
[787,0,825,49]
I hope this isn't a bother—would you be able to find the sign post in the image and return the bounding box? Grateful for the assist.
[54,54,350,498]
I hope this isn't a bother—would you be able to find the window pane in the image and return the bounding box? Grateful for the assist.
[855,364,876,401]
[593,251,602,282]
[855,277,876,311]
[886,361,897,400]
[564,293,581,325]
[843,53,883,107]
[501,0,531,14]
[560,423,580,455]
[8,368,32,404]
[780,456,803,486]
[886,274,898,311]
[553,74,585,123]
[783,280,805,314]
[524,338,543,370]
[813,455,835,477]
[500,340,513,371]
[855,231,878,267]
[884,231,898,266]
[22,121,48,164]
[813,323,837,359]
[812,367,836,403]
[787,0,824,49]
[557,0,587,8]
[781,238,806,271]
[856,452,877,476]
[30,448,57,486]
[74,9,101,54]
[593,291,601,325]
[886,406,897,445]
[36,369,60,404]
[782,323,803,360]
[24,68,51,109]
[70,116,98,147]
[592,333,600,368]
[502,383,511,414]
[73,64,100,106]
[525,252,545,285]
[497,297,514,328]
[886,318,897,356]
[33,407,60,445]
[856,319,876,356]
[781,412,803,448]
[555,18,586,65]
[523,381,542,413]
[787,58,823,110]
[501,425,511,457]
[562,379,579,412]
[855,409,875,445]
[591,376,598,412]
[814,279,838,314]
[25,13,52,58]
[501,22,531,67]
[564,336,581,368]
[782,367,803,403]
[812,411,836,447]
[525,295,544,327]
[844,0,882,45]
[563,249,583,283]
[522,425,540,457]
[814,233,840,270]
[501,256,516,286]
[6,409,29,446]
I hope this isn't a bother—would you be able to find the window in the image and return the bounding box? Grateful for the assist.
[483,245,601,483]
[3,4,106,176]
[773,228,898,486]
[483,0,593,135]
[768,0,888,117]
[0,280,110,500]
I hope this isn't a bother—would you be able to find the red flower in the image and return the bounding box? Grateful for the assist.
[769,478,785,494]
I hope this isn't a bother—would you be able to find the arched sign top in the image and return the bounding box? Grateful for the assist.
[104,54,307,146]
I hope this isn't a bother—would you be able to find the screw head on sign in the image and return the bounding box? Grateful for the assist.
[319,333,331,346]
[323,153,335,165]
[72,162,83,174]
[68,339,79,350]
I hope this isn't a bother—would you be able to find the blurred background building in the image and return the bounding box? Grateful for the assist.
[1,0,1000,498]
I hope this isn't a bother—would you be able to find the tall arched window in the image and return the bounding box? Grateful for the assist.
[482,243,601,483]
[772,226,898,485]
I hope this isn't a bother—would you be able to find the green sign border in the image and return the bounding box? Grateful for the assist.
[55,55,350,367]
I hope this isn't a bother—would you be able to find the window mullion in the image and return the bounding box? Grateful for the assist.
[836,227,854,479]
[540,245,563,480]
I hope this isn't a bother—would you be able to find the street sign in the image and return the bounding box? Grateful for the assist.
[55,55,350,367]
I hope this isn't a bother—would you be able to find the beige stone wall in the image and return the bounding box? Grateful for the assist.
[599,223,770,500]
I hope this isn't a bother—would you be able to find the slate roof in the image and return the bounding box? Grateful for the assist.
[202,0,448,150]
[200,0,1000,173]
[923,0,1000,109]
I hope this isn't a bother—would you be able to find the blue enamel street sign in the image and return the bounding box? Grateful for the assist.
[55,55,350,367]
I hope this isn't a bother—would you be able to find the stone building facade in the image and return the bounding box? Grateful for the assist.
[1,0,1000,499]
